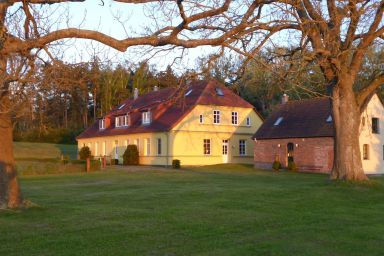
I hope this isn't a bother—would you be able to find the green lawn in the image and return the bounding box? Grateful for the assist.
[1,165,384,255]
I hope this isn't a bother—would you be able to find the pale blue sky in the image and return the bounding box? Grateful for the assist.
[57,0,216,72]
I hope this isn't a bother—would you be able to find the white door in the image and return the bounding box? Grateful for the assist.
[222,140,229,163]
[114,140,119,159]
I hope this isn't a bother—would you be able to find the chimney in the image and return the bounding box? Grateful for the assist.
[282,93,289,104]
[134,88,139,100]
[154,86,158,92]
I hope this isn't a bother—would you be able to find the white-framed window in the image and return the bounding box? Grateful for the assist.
[116,115,129,128]
[239,140,246,156]
[199,114,203,124]
[246,117,251,126]
[213,110,220,124]
[145,138,150,156]
[203,139,211,155]
[157,138,162,155]
[142,111,151,125]
[99,119,105,130]
[232,112,238,125]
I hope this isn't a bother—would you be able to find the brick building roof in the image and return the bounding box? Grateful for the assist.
[77,80,255,139]
[253,97,334,140]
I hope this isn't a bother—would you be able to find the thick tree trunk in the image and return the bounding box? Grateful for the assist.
[0,91,23,208]
[330,83,368,180]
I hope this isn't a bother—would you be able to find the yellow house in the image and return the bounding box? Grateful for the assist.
[77,80,263,166]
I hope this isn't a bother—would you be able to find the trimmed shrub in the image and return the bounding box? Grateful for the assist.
[79,146,92,160]
[272,160,281,171]
[123,145,139,165]
[172,159,181,169]
[288,161,298,171]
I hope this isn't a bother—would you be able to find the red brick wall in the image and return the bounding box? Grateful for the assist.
[254,137,334,173]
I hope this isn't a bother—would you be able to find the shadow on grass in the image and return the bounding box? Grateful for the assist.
[55,144,78,160]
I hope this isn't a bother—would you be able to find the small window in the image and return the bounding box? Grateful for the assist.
[363,144,369,160]
[239,140,246,156]
[142,111,151,125]
[232,112,238,125]
[215,87,224,96]
[203,139,211,155]
[185,89,193,96]
[199,114,203,124]
[326,115,332,122]
[274,117,283,126]
[118,103,126,110]
[213,110,220,124]
[157,138,162,155]
[246,117,251,126]
[99,119,105,130]
[372,117,379,134]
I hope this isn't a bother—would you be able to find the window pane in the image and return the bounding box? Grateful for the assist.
[157,138,162,155]
[204,139,211,155]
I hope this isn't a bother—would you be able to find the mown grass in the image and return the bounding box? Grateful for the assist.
[1,164,384,255]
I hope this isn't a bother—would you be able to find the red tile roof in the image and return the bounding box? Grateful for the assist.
[253,97,334,140]
[77,80,255,139]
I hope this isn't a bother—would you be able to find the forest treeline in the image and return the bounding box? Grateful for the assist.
[13,47,383,144]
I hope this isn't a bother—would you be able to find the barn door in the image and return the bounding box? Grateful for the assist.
[287,142,294,164]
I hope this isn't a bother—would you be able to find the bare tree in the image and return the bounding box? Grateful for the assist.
[0,0,383,208]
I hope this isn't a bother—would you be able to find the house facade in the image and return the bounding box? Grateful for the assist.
[77,80,263,166]
[253,95,384,174]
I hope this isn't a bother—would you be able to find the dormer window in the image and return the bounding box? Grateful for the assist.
[326,115,332,123]
[185,89,193,96]
[274,117,283,126]
[115,114,130,128]
[99,118,105,130]
[142,111,151,125]
[215,87,224,96]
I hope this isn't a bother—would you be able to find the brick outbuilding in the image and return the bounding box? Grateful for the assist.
[253,95,384,174]
[253,97,334,172]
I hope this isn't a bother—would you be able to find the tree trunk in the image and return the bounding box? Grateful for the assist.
[0,90,23,208]
[330,83,368,180]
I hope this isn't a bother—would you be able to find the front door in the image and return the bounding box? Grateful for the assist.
[222,140,229,163]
